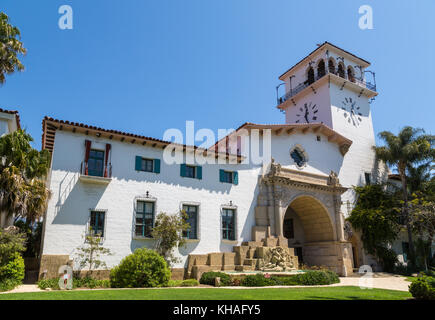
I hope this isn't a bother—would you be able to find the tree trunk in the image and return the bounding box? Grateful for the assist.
[399,167,416,269]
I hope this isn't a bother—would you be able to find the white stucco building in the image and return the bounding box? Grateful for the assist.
[39,42,414,279]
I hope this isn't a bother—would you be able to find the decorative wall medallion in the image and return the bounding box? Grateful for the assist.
[289,145,308,169]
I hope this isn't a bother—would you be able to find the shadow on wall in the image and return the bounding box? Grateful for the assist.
[52,173,107,225]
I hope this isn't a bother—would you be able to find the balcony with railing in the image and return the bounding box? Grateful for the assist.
[79,161,112,184]
[276,70,376,107]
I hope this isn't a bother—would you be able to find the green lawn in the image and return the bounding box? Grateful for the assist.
[0,286,411,300]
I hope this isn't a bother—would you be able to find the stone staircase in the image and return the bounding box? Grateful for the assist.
[186,237,299,280]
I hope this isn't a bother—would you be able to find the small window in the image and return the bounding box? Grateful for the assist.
[88,150,105,177]
[337,63,345,78]
[222,208,235,240]
[316,135,321,142]
[185,165,195,178]
[135,156,160,173]
[290,148,307,167]
[219,169,238,185]
[180,164,202,179]
[317,60,326,78]
[90,211,105,237]
[364,172,371,185]
[182,205,198,239]
[307,67,315,85]
[141,158,154,172]
[135,201,154,238]
[223,171,233,183]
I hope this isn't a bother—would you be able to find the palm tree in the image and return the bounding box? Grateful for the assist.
[0,130,51,226]
[407,162,433,195]
[373,127,435,268]
[0,12,26,84]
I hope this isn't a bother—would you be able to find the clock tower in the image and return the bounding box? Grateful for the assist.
[276,42,383,212]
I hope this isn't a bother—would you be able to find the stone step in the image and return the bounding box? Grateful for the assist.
[241,241,263,247]
[235,265,254,272]
[243,259,258,267]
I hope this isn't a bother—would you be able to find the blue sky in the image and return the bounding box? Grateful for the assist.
[1,0,434,150]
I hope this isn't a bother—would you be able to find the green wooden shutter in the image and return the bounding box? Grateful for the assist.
[196,166,202,180]
[219,169,225,182]
[154,159,160,173]
[233,171,238,185]
[135,156,142,171]
[180,164,186,177]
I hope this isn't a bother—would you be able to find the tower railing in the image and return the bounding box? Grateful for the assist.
[277,70,376,106]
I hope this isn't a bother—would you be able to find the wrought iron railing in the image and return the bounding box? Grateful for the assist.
[277,70,376,106]
[80,161,112,178]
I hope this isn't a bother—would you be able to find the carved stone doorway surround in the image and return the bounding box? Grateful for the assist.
[252,160,354,276]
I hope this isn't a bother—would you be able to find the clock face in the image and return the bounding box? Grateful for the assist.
[341,97,363,127]
[295,102,319,124]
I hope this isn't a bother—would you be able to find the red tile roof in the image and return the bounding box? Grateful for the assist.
[210,122,353,156]
[42,116,242,160]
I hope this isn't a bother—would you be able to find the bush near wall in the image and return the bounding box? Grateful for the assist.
[168,279,199,287]
[199,272,232,286]
[110,248,171,288]
[239,271,339,287]
[409,276,435,300]
[0,252,25,292]
[37,277,111,290]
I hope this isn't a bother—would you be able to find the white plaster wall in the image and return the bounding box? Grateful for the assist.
[0,119,9,136]
[42,131,263,269]
[42,128,346,270]
[328,82,388,217]
[270,131,343,176]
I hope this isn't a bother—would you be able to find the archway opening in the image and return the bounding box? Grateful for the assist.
[317,60,326,78]
[337,63,345,78]
[307,67,315,85]
[283,196,337,268]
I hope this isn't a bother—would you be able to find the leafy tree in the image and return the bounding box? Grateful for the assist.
[0,12,26,84]
[409,200,435,270]
[0,227,25,265]
[347,184,401,271]
[373,127,435,267]
[75,229,112,272]
[151,211,190,266]
[0,130,51,225]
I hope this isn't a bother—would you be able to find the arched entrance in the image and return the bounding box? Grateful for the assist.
[283,195,338,269]
[253,163,355,275]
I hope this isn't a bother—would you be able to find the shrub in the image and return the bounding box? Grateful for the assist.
[73,277,110,289]
[0,252,24,284]
[270,275,299,286]
[37,278,60,290]
[167,280,183,287]
[292,270,340,286]
[199,271,231,286]
[241,274,275,287]
[181,279,199,287]
[110,248,171,288]
[409,276,435,300]
[0,278,20,292]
